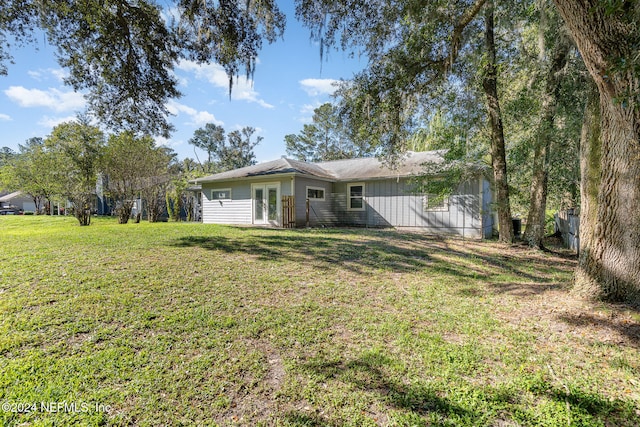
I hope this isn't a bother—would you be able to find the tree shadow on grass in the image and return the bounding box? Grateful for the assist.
[279,411,340,427]
[299,350,482,425]
[524,375,639,426]
[167,228,567,285]
[297,350,638,425]
[487,281,567,296]
[557,311,640,348]
[169,229,485,279]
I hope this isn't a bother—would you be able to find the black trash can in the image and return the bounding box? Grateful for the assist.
[512,218,522,237]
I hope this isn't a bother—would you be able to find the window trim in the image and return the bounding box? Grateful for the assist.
[347,182,366,211]
[211,188,232,201]
[423,193,450,212]
[306,186,326,201]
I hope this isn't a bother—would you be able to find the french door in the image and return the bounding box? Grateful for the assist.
[252,183,280,226]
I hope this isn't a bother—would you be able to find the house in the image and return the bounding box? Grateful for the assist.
[0,191,36,213]
[191,150,495,238]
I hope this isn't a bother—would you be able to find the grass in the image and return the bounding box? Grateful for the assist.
[0,216,638,426]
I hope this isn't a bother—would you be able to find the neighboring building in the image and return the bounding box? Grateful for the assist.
[191,151,495,238]
[0,191,37,213]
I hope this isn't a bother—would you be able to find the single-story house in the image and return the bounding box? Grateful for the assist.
[0,191,36,213]
[191,150,495,238]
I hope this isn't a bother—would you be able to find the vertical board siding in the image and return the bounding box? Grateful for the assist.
[294,177,333,226]
[331,177,483,237]
[555,210,580,252]
[481,178,494,238]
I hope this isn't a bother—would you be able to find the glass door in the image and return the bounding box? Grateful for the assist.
[254,187,264,223]
[252,183,280,226]
[267,185,279,225]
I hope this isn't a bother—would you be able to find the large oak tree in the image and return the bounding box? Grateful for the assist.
[0,0,285,137]
[553,0,640,303]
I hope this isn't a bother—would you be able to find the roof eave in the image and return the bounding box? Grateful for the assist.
[194,171,336,185]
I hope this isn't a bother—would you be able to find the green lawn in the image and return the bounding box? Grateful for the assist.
[0,216,638,426]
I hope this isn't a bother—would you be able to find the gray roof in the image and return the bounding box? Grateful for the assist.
[192,150,447,184]
[0,190,23,202]
[316,150,447,181]
[193,158,337,183]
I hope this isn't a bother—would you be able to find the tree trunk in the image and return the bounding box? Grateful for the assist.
[575,84,601,296]
[72,195,92,226]
[117,200,133,224]
[30,195,42,215]
[523,32,571,249]
[144,185,165,223]
[482,0,513,243]
[554,0,640,304]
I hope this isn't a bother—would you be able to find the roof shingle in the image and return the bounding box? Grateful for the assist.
[192,150,447,183]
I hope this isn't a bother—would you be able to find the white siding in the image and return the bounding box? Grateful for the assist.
[201,177,293,225]
[201,182,252,224]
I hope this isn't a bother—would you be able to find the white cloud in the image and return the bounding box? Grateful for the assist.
[0,113,11,121]
[37,115,78,128]
[154,135,184,149]
[4,86,85,112]
[27,70,43,81]
[166,100,224,127]
[297,102,324,123]
[299,78,340,96]
[28,68,68,82]
[50,69,68,82]
[301,103,320,115]
[160,6,182,25]
[176,60,274,109]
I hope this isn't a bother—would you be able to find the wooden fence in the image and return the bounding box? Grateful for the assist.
[555,210,579,253]
[281,196,296,228]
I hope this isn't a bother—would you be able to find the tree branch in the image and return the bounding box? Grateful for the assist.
[445,0,488,73]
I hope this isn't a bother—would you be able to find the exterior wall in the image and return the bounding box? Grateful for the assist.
[201,178,292,225]
[202,181,252,224]
[293,177,334,227]
[481,178,494,239]
[0,194,35,212]
[555,209,579,252]
[199,174,490,238]
[330,177,485,238]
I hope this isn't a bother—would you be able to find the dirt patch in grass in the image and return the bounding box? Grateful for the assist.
[215,338,289,425]
[484,239,640,350]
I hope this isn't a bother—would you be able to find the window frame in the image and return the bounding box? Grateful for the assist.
[347,182,366,211]
[306,186,326,201]
[211,188,232,201]
[422,193,450,212]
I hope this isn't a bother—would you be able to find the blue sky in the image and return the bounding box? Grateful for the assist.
[0,4,366,163]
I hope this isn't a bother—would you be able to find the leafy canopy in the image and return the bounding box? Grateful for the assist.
[188,124,261,172]
[0,0,285,137]
[285,103,374,162]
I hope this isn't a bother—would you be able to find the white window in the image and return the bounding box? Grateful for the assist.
[211,189,231,200]
[347,183,365,211]
[423,194,449,212]
[306,186,325,201]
